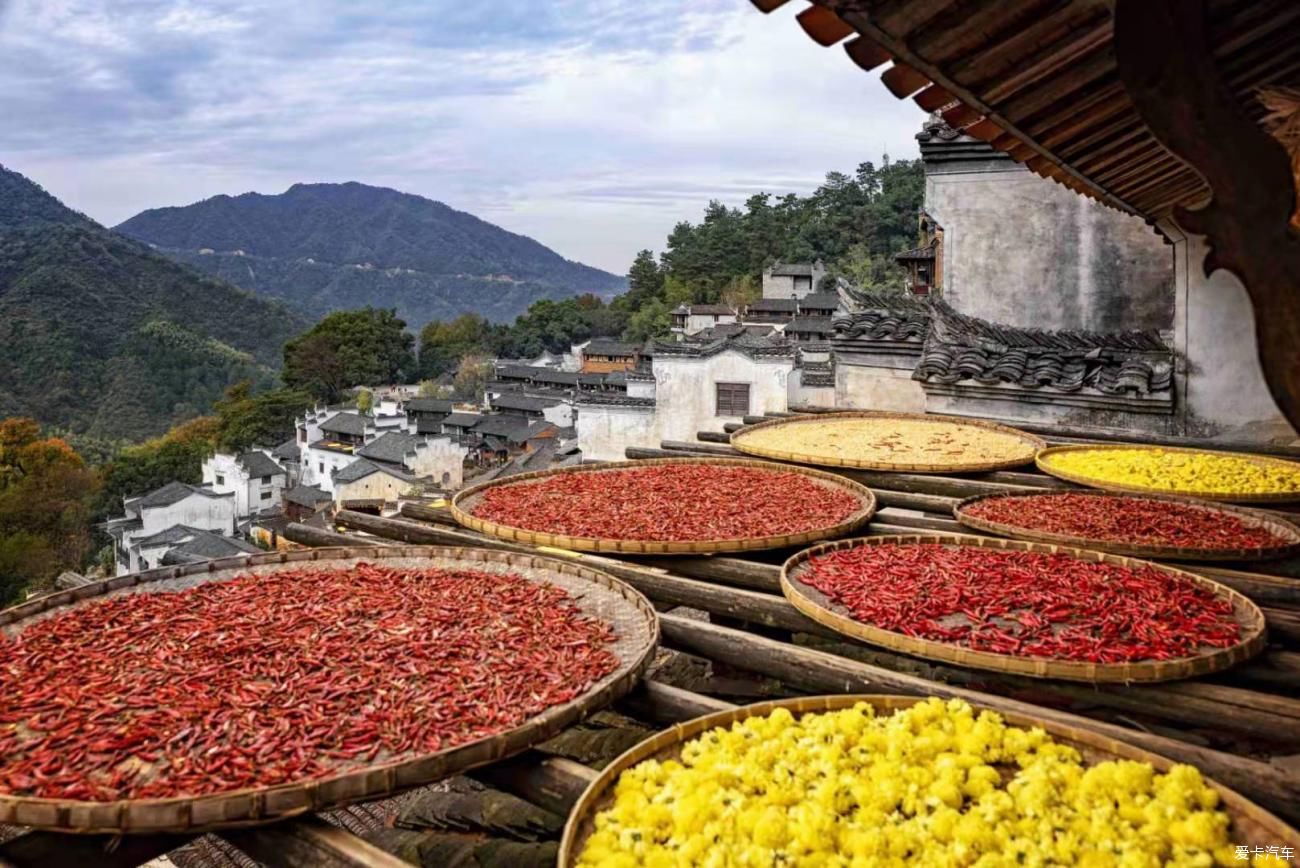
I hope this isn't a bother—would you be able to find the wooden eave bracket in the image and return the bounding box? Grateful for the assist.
[1114,0,1300,430]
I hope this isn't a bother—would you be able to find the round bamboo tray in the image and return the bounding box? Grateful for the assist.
[558,694,1297,865]
[781,534,1266,684]
[729,410,1045,472]
[450,457,877,555]
[955,490,1300,561]
[0,545,659,834]
[1036,443,1300,503]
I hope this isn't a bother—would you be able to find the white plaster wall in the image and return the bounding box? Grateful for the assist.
[654,351,791,442]
[406,437,468,489]
[542,404,574,428]
[301,447,356,493]
[834,366,928,413]
[926,164,1173,333]
[1167,225,1296,442]
[334,472,412,505]
[577,406,660,462]
[202,453,249,516]
[138,493,236,537]
[627,380,656,400]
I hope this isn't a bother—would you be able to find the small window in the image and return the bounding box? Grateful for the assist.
[319,462,325,473]
[261,475,272,484]
[215,474,225,486]
[261,490,273,500]
[716,382,750,417]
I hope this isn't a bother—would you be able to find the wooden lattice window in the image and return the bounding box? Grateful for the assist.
[716,382,750,417]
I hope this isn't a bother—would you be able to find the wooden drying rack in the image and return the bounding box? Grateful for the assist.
[3,406,1298,866]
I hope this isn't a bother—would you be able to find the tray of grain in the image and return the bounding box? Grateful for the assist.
[729,411,1044,472]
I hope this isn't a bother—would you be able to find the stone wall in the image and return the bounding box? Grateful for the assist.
[576,405,658,462]
[834,365,926,412]
[653,351,791,442]
[924,162,1174,333]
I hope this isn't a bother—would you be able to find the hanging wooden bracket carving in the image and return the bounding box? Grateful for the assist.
[1114,0,1300,432]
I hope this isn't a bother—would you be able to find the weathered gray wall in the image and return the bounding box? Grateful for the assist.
[925,164,1174,332]
[1168,226,1296,443]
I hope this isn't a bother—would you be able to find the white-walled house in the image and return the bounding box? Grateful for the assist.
[105,481,239,575]
[202,451,288,518]
[332,459,424,505]
[489,393,574,428]
[670,304,738,338]
[578,335,816,461]
[762,261,826,299]
[355,431,468,490]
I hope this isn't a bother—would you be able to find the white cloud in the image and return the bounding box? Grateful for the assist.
[0,0,928,274]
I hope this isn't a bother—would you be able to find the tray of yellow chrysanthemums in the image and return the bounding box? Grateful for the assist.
[1037,444,1300,503]
[560,695,1297,867]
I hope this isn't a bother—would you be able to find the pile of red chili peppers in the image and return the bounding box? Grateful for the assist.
[472,465,862,541]
[0,564,618,801]
[799,543,1241,662]
[964,493,1288,551]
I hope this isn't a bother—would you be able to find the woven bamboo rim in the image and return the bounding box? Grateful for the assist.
[729,410,1046,472]
[558,694,1297,865]
[955,490,1300,562]
[1037,444,1300,503]
[450,457,876,555]
[781,534,1266,684]
[0,546,659,834]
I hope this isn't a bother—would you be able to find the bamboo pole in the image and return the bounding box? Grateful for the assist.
[658,614,1300,826]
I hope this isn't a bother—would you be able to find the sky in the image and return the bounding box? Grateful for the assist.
[0,0,926,275]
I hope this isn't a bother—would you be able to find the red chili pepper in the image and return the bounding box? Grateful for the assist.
[470,464,862,541]
[0,564,619,801]
[965,493,1288,551]
[798,543,1240,664]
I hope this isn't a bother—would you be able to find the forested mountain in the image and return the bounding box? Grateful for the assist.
[116,182,626,327]
[0,166,305,441]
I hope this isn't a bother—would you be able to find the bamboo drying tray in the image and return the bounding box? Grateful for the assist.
[729,410,1045,472]
[0,546,659,834]
[955,490,1300,561]
[558,694,1297,865]
[1037,443,1300,503]
[450,457,876,555]
[781,534,1266,684]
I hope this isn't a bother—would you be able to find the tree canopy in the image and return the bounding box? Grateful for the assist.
[0,419,98,604]
[283,308,416,402]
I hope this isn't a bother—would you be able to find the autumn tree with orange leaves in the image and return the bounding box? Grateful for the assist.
[0,419,98,604]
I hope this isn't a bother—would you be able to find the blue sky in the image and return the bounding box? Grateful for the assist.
[0,0,926,274]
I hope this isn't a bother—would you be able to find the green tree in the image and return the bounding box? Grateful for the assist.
[355,388,374,414]
[212,383,314,452]
[283,308,415,402]
[624,298,671,343]
[452,355,493,402]
[0,419,98,602]
[94,416,219,521]
[418,313,496,377]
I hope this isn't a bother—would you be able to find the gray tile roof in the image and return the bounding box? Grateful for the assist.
[334,458,422,485]
[686,304,735,315]
[441,412,482,429]
[356,432,425,464]
[319,412,369,437]
[798,293,840,311]
[584,338,638,357]
[770,262,814,276]
[404,397,453,414]
[472,415,537,442]
[168,531,260,560]
[491,393,563,413]
[138,481,232,509]
[284,484,332,508]
[787,316,835,335]
[133,524,210,548]
[238,451,284,478]
[272,439,301,461]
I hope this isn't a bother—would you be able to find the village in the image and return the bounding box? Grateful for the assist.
[3,1,1300,867]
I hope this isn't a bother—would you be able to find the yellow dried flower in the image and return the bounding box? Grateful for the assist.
[1040,447,1300,498]
[576,698,1237,867]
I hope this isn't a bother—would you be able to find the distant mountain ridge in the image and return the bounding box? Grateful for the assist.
[0,164,304,441]
[116,182,626,327]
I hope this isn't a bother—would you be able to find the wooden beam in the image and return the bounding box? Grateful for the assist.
[471,753,596,817]
[658,614,1300,825]
[0,833,190,868]
[1115,0,1300,430]
[223,818,409,868]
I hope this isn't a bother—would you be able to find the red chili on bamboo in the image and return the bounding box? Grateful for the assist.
[470,464,862,541]
[0,565,619,801]
[798,543,1241,663]
[964,493,1290,552]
